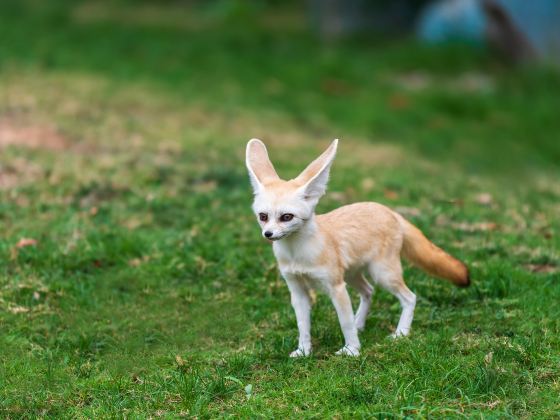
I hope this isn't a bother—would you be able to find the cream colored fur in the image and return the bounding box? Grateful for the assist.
[246,138,469,357]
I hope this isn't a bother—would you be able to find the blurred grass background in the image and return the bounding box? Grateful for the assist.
[0,0,559,417]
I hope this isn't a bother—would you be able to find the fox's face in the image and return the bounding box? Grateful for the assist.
[246,138,338,241]
[251,180,314,241]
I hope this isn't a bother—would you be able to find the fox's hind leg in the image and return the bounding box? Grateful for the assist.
[346,272,373,332]
[368,258,416,337]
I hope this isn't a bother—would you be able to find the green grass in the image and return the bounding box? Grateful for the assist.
[1,1,559,417]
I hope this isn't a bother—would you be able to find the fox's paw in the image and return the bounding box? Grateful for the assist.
[289,347,311,358]
[390,329,410,339]
[335,345,360,357]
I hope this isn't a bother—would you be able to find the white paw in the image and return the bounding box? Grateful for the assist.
[390,330,410,339]
[289,347,311,358]
[335,345,360,357]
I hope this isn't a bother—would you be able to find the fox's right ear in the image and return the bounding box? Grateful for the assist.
[246,139,280,193]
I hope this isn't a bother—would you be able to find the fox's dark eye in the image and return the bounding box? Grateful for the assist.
[259,213,268,222]
[279,213,294,222]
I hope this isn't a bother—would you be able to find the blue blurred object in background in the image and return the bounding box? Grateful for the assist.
[417,0,560,62]
[417,0,486,45]
[500,0,560,60]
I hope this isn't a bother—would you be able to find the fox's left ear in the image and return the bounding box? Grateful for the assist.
[295,139,338,201]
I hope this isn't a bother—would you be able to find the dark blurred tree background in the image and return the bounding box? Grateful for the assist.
[85,0,559,63]
[307,0,431,38]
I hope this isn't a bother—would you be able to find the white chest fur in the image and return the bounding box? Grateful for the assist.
[273,233,329,281]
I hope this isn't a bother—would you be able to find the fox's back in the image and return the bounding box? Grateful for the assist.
[316,202,404,268]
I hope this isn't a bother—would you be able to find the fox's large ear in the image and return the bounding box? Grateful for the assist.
[295,139,338,200]
[246,138,280,193]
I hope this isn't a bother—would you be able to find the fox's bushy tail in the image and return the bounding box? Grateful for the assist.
[396,214,470,287]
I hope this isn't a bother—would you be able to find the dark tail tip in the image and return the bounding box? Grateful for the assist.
[457,268,471,288]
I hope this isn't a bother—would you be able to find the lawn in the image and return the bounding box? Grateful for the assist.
[1,1,559,417]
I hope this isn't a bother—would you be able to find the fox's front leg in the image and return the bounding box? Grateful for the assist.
[329,282,361,356]
[284,275,312,357]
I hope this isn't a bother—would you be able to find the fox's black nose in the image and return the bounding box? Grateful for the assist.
[264,231,273,238]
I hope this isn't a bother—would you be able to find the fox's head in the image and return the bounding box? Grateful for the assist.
[245,138,338,241]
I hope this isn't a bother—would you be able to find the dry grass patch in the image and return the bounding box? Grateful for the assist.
[0,119,68,151]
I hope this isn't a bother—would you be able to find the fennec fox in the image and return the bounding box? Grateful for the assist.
[246,138,469,357]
